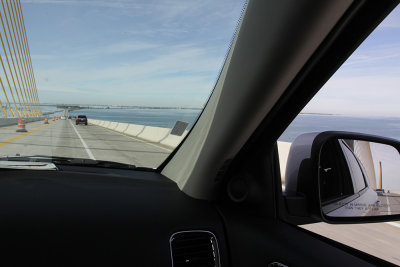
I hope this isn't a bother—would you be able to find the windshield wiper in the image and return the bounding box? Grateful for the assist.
[0,155,137,170]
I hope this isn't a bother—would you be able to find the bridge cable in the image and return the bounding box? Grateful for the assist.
[14,0,39,116]
[11,0,36,116]
[0,2,26,117]
[17,0,41,115]
[0,21,20,117]
[0,77,7,116]
[0,68,13,116]
[9,0,36,116]
[3,0,32,116]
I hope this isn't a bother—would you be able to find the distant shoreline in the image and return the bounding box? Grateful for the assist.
[300,112,336,116]
[41,104,203,110]
[39,105,400,118]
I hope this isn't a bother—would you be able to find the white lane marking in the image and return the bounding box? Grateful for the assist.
[386,195,392,215]
[69,120,96,160]
[386,222,400,229]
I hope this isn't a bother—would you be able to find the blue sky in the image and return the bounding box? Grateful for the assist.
[22,1,400,115]
[303,5,400,117]
[22,0,245,107]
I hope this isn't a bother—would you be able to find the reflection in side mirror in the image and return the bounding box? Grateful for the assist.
[320,139,400,218]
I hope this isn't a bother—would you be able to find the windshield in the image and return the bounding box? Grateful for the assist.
[0,0,246,168]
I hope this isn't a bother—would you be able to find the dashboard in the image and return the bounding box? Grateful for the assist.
[0,166,388,267]
[0,166,228,266]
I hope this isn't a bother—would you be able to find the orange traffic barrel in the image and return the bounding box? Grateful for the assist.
[52,116,55,121]
[16,117,27,132]
[44,117,49,124]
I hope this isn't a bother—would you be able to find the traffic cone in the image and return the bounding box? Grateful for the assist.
[16,117,27,132]
[44,117,49,124]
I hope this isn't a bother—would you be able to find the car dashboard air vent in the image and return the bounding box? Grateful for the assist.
[170,230,220,267]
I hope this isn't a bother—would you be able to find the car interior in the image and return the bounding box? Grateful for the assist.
[1,0,399,266]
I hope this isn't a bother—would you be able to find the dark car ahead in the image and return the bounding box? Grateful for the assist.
[76,115,88,125]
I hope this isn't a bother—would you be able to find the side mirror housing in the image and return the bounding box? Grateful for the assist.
[283,131,400,224]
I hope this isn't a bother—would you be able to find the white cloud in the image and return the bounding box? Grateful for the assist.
[22,0,144,9]
[74,42,159,58]
[34,43,223,106]
[22,0,245,106]
[303,75,400,116]
[380,6,400,29]
[22,0,246,30]
[31,54,55,60]
[39,85,82,93]
[344,43,400,67]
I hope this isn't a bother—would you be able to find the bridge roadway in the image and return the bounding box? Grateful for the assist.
[0,119,170,168]
[366,193,400,216]
[0,119,399,264]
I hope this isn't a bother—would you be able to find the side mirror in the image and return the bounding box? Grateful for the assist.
[284,131,400,224]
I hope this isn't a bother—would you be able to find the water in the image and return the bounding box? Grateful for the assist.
[41,106,60,113]
[280,114,400,142]
[69,108,201,129]
[64,108,400,141]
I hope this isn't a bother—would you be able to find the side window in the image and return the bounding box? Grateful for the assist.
[278,5,400,266]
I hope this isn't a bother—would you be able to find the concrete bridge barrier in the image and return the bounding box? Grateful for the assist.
[88,120,294,162]
[160,130,189,148]
[89,119,187,149]
[277,141,291,183]
[124,124,145,137]
[25,117,45,123]
[90,119,100,125]
[137,126,171,143]
[0,118,19,127]
[115,122,129,132]
[107,121,119,130]
[0,117,45,128]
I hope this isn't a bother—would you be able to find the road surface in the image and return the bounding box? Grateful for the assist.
[0,119,170,168]
[302,221,400,265]
[364,193,400,216]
